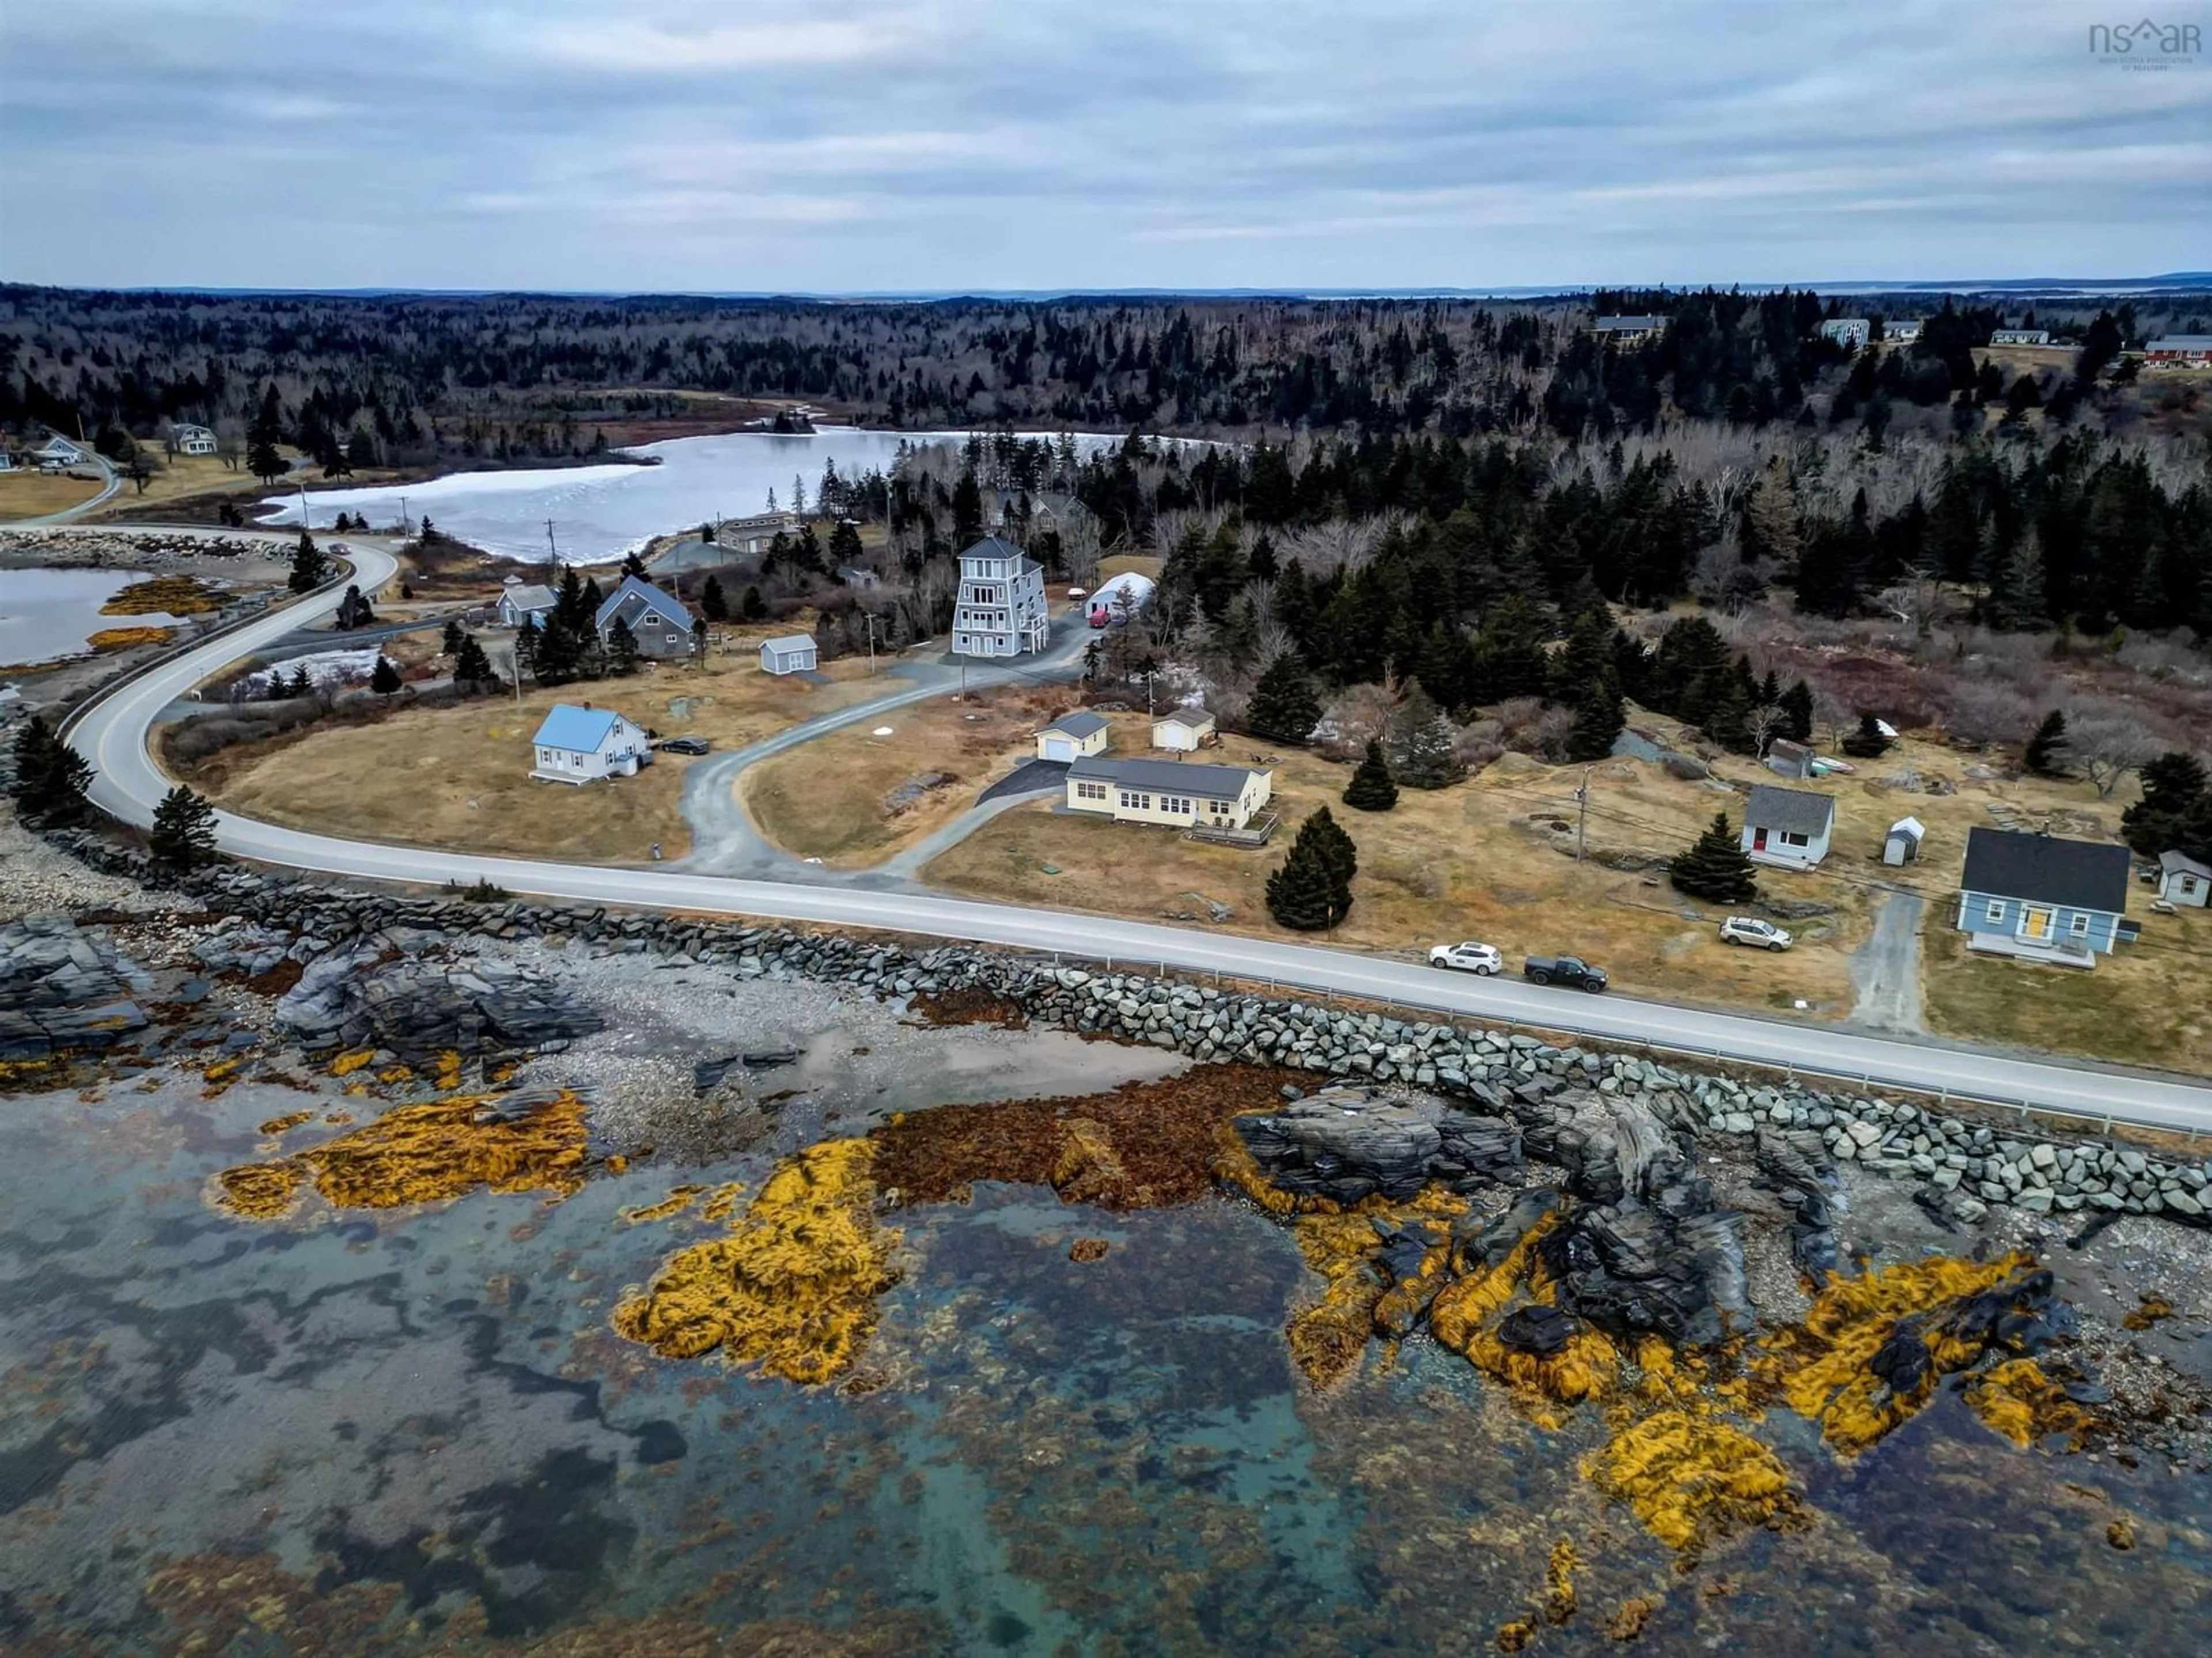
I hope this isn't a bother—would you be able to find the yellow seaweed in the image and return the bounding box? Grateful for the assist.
[256,1110,313,1135]
[1584,1407,1808,1555]
[1963,1358,2097,1449]
[611,1140,898,1384]
[214,1162,304,1220]
[621,1186,709,1225]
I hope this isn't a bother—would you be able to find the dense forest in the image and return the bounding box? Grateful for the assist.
[3,285,2207,473]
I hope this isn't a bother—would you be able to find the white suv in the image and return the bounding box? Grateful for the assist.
[1428,940,1503,975]
[1719,916,1793,951]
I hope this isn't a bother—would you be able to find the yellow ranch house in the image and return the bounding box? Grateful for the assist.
[1065,756,1272,830]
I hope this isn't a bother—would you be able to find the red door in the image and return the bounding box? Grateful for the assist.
[1752,827,1768,851]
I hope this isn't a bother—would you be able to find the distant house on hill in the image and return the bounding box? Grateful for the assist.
[495,578,558,628]
[1990,328,2052,346]
[1885,320,1925,344]
[2145,336,2212,368]
[31,436,85,470]
[530,702,652,785]
[1956,828,2137,967]
[594,575,695,659]
[173,424,218,456]
[1820,319,1871,349]
[718,510,801,554]
[1593,315,1665,345]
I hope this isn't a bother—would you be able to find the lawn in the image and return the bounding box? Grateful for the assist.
[742,683,1088,865]
[0,470,105,520]
[1921,909,2212,1077]
[184,646,889,864]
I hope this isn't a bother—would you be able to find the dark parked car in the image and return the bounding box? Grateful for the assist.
[656,736,710,755]
[1524,954,1608,992]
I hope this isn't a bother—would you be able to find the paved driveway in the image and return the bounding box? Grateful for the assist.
[1850,890,1926,1032]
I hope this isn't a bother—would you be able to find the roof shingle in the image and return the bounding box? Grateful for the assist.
[1961,828,2131,913]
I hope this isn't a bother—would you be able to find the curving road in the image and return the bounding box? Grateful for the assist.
[61,544,2212,1133]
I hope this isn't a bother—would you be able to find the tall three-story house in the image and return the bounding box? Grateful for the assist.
[952,535,1049,658]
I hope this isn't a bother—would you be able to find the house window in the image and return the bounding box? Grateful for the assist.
[1161,795,1192,815]
[1075,781,1108,801]
[1207,800,1230,815]
[1119,791,1152,811]
[2070,913,2090,938]
[1984,899,2004,924]
[1780,831,1810,848]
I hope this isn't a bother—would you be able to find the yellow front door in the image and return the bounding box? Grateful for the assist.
[2021,906,2053,941]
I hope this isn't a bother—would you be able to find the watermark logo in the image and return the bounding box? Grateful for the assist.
[2089,17,2203,68]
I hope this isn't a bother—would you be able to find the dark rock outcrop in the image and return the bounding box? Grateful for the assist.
[0,913,148,1061]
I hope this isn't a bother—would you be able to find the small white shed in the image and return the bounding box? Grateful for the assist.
[1036,710,1109,762]
[2159,850,2211,909]
[531,703,652,785]
[1152,708,1218,752]
[760,635,817,675]
[1884,816,1926,867]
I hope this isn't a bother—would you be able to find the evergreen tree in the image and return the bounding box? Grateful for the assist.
[246,385,285,484]
[1267,808,1356,930]
[533,616,586,686]
[442,618,468,657]
[621,551,648,578]
[829,518,865,569]
[147,785,218,867]
[453,634,497,690]
[701,575,729,621]
[7,716,94,826]
[287,531,330,593]
[514,614,542,680]
[2023,709,2070,777]
[606,616,640,676]
[1566,678,1626,762]
[1703,676,1755,754]
[2122,752,2208,856]
[1247,654,1322,745]
[265,668,292,702]
[370,655,401,695]
[553,567,589,633]
[741,585,768,622]
[1778,680,1816,744]
[287,665,315,698]
[1987,528,2048,631]
[334,584,375,629]
[1841,711,1893,759]
[1342,740,1399,812]
[1669,811,1758,903]
[1396,710,1467,788]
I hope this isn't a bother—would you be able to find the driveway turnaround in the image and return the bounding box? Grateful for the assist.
[62,546,2212,1135]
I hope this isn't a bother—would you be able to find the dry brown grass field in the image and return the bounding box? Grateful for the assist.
[184,644,888,864]
[0,470,105,520]
[742,683,1089,866]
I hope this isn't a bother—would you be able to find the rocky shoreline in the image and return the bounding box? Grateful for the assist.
[24,823,2212,1233]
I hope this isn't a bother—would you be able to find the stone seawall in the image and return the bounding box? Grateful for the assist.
[41,826,2212,1228]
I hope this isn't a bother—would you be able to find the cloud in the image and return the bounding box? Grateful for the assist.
[0,0,2205,289]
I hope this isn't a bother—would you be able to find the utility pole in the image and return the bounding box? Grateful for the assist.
[399,493,409,538]
[546,519,559,584]
[297,476,309,530]
[863,611,880,675]
[1575,766,1592,862]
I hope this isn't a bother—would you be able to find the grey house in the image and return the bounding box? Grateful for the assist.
[952,535,1048,658]
[760,635,817,676]
[1740,785,1836,870]
[594,576,695,659]
[2158,850,2211,909]
[495,580,558,628]
[1956,828,2137,968]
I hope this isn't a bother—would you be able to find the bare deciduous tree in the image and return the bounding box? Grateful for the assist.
[1877,566,1950,639]
[2067,713,2161,800]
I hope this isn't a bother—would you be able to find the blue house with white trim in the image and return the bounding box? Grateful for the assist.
[1956,827,2137,968]
[531,702,652,785]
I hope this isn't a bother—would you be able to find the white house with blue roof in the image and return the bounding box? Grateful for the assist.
[531,702,653,785]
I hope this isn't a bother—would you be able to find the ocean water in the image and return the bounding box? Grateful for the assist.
[2,1072,2207,1657]
[0,567,175,668]
[252,430,1126,566]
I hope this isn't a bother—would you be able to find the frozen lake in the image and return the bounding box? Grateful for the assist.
[256,429,1122,565]
[0,566,173,667]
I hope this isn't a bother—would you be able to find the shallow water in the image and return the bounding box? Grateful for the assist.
[252,430,1125,565]
[2,1069,2207,1657]
[0,566,171,667]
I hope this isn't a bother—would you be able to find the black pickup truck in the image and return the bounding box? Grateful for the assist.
[1524,955,1609,992]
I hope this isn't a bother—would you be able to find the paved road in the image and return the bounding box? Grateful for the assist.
[61,547,2212,1133]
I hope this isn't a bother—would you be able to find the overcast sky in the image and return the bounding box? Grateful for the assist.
[3,1,2207,292]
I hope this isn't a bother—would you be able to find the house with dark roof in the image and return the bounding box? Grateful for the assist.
[1740,785,1836,870]
[1065,756,1272,831]
[594,575,695,660]
[530,702,652,785]
[953,535,1048,658]
[495,578,558,628]
[1956,828,2137,967]
[1035,710,1109,762]
[1593,315,1665,344]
